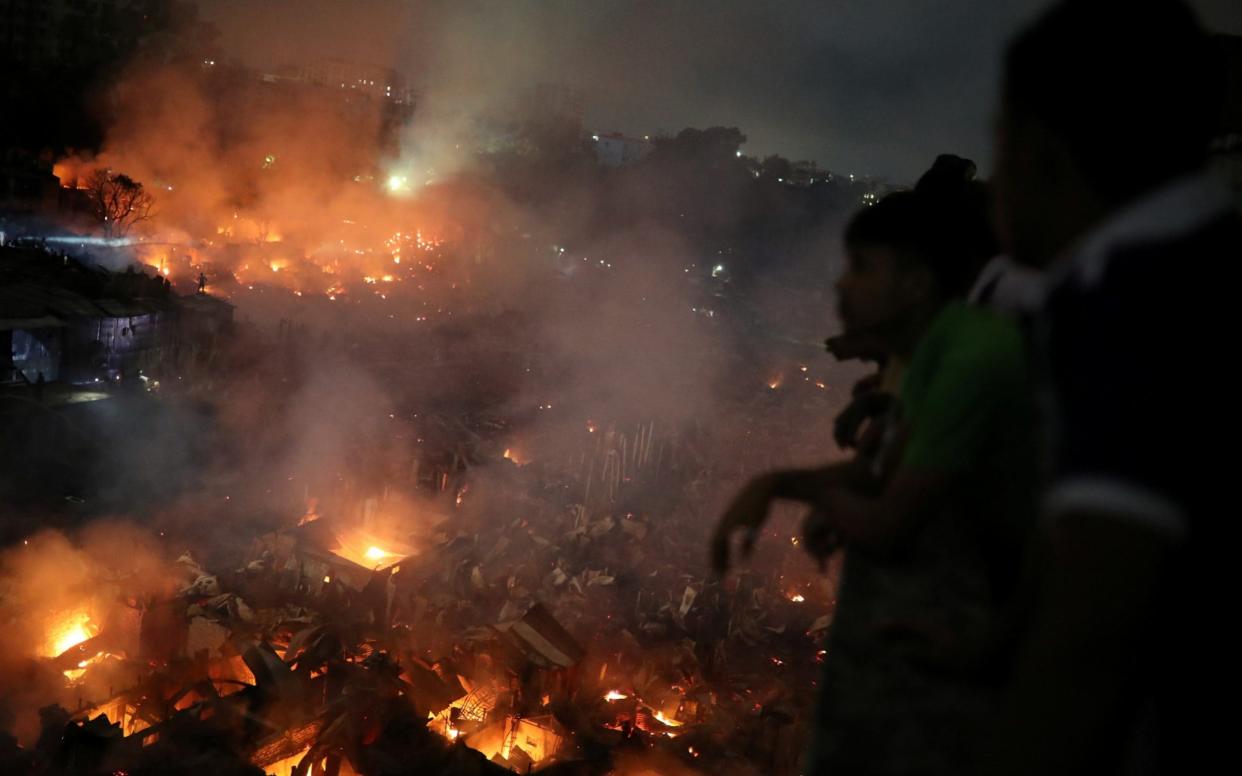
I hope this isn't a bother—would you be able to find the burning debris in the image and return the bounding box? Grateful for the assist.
[1,405,836,775]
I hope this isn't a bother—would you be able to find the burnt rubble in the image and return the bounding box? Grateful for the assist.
[13,422,834,776]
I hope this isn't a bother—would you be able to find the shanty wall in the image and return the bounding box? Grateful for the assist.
[61,311,178,382]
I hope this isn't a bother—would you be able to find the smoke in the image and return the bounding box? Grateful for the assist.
[0,525,174,743]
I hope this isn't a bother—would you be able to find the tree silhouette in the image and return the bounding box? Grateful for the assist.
[85,170,155,237]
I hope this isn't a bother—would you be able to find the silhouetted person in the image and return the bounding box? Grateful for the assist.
[985,2,1238,774]
[197,271,208,294]
[713,161,1038,775]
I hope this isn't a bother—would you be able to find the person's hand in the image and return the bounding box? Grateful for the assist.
[801,508,841,570]
[833,390,895,450]
[711,474,779,575]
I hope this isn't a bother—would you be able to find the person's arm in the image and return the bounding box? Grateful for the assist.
[982,511,1172,775]
[809,323,1021,556]
[803,468,949,556]
[710,461,870,574]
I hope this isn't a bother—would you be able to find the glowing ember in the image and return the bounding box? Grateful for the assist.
[789,593,806,603]
[604,690,629,701]
[653,710,683,727]
[767,376,783,389]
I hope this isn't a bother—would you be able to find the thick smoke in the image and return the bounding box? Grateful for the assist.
[2,1,855,754]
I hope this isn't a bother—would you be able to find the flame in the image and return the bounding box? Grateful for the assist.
[652,710,683,727]
[604,690,629,701]
[789,593,805,603]
[45,611,97,658]
[262,747,315,776]
[767,375,783,390]
[501,446,529,465]
[329,529,416,568]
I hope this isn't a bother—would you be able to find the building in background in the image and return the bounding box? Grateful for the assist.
[590,132,653,167]
[282,58,416,104]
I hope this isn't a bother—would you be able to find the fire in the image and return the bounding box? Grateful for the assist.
[767,375,783,390]
[329,529,417,569]
[652,710,683,728]
[604,690,629,701]
[789,593,806,603]
[45,611,97,658]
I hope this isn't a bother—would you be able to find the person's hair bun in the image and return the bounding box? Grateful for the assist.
[914,154,979,197]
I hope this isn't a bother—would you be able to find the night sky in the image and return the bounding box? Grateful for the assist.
[198,0,1242,182]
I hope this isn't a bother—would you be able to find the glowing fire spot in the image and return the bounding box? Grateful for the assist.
[604,690,629,701]
[768,376,782,389]
[653,710,683,727]
[789,593,806,603]
[503,449,511,460]
[365,546,390,562]
[45,611,97,658]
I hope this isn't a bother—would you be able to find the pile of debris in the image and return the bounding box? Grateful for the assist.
[7,427,833,776]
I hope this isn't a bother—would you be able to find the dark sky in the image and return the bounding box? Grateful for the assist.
[197,0,1242,182]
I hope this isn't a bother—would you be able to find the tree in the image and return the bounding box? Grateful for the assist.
[648,127,748,169]
[85,170,155,237]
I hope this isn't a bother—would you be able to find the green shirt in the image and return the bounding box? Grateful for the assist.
[898,300,1039,597]
[809,302,1039,774]
[900,301,1032,476]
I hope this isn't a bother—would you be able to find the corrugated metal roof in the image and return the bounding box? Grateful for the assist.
[1,282,175,321]
[0,315,65,331]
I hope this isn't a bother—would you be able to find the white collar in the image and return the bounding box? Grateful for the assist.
[1063,171,1235,288]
